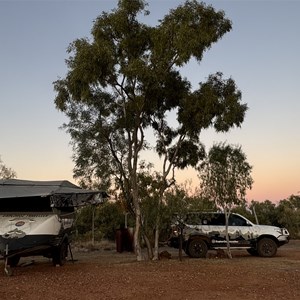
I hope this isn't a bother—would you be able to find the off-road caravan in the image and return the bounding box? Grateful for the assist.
[0,179,107,275]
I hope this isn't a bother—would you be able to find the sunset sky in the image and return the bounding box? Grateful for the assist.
[0,0,299,203]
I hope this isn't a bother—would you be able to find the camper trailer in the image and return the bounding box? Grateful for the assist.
[0,179,106,274]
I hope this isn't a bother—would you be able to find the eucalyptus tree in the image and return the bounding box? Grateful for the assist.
[54,0,247,260]
[277,195,300,238]
[199,143,253,258]
[249,200,277,225]
[0,156,17,179]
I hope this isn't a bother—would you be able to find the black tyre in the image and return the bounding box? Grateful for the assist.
[187,238,208,258]
[7,255,20,267]
[52,241,68,266]
[247,248,259,256]
[257,238,277,257]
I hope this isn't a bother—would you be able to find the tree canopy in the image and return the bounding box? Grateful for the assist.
[199,143,253,258]
[199,143,253,211]
[53,0,248,260]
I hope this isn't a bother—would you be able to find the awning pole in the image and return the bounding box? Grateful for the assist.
[4,244,12,276]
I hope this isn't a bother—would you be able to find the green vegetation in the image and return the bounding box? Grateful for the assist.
[74,190,300,244]
[233,196,300,239]
[74,201,134,242]
[54,0,247,260]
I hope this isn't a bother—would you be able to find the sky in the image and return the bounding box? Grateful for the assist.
[0,0,299,203]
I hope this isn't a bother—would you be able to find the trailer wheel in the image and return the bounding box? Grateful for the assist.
[7,256,20,267]
[52,240,68,266]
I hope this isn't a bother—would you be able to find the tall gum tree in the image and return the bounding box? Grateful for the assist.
[53,0,248,261]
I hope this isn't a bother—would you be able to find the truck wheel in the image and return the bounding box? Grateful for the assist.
[52,241,68,266]
[188,238,208,258]
[257,238,277,257]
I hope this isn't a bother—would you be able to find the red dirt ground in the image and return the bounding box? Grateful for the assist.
[1,240,300,300]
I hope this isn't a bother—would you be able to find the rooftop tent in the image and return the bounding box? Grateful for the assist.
[0,179,107,210]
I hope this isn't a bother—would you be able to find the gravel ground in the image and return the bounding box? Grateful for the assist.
[1,240,300,300]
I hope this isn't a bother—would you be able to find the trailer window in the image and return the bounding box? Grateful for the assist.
[0,196,52,212]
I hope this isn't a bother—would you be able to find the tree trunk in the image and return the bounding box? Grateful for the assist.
[153,225,159,260]
[153,187,166,261]
[134,206,143,261]
[91,206,95,246]
[143,233,153,260]
[153,216,160,260]
[179,227,183,261]
[225,210,232,259]
[253,205,259,224]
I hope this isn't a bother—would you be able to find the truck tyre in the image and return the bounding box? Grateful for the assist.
[257,238,277,257]
[187,238,208,258]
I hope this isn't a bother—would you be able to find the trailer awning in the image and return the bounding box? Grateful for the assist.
[0,179,107,207]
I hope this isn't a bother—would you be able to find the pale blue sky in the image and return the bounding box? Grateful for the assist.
[0,0,299,202]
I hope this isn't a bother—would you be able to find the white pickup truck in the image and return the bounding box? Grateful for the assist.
[168,212,290,258]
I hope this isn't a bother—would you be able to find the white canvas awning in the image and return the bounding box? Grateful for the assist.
[0,179,107,207]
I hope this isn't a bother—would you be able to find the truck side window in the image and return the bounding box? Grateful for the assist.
[229,215,247,226]
[210,214,225,225]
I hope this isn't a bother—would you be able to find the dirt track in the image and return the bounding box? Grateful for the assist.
[1,240,300,300]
